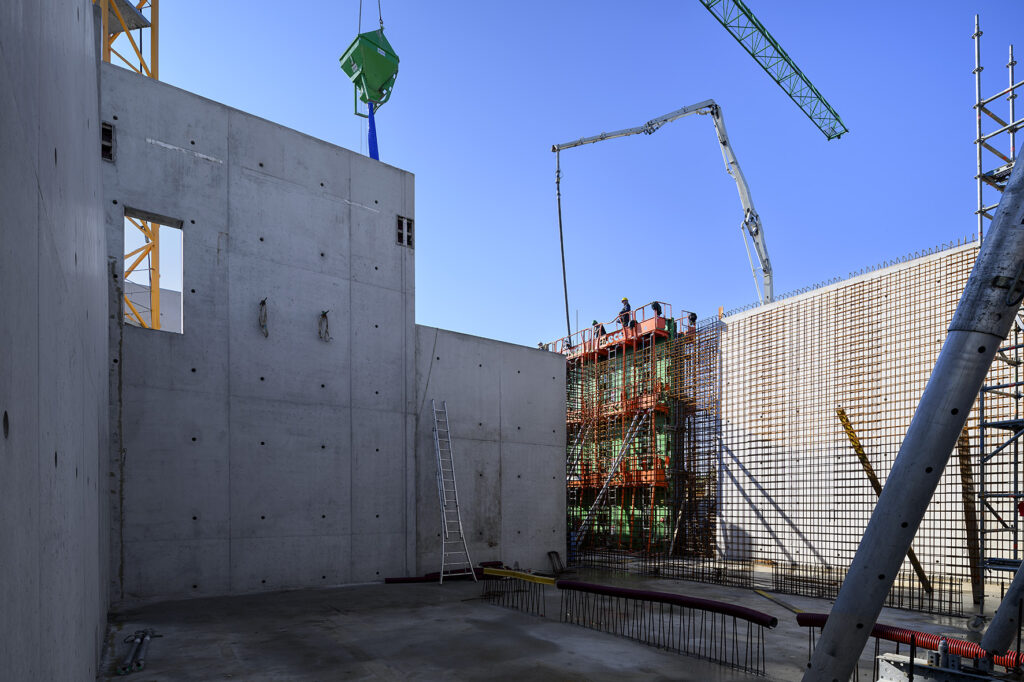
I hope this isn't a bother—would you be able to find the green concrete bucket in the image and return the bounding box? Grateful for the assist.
[340,29,399,117]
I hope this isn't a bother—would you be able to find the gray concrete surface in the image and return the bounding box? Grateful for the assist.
[100,579,759,681]
[102,63,418,606]
[414,326,566,574]
[0,1,109,678]
[101,66,566,608]
[99,573,983,681]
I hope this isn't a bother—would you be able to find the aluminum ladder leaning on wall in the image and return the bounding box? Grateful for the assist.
[432,400,477,583]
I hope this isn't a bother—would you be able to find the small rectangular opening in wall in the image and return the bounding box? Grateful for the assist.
[101,122,114,161]
[123,209,184,334]
[397,216,414,248]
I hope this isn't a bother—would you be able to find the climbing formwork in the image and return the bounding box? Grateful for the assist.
[555,303,745,584]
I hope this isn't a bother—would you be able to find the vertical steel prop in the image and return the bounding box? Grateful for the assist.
[804,157,1024,680]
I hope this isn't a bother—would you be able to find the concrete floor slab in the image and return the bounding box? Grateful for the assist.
[100,572,982,681]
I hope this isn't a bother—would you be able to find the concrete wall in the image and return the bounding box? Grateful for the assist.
[414,326,566,574]
[102,64,416,605]
[0,0,109,678]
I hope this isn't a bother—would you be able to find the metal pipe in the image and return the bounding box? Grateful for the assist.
[803,132,1024,682]
[117,631,143,675]
[976,15,985,242]
[133,630,152,671]
[981,566,1024,654]
[1010,45,1017,163]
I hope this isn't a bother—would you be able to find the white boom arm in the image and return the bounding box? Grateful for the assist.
[553,100,774,303]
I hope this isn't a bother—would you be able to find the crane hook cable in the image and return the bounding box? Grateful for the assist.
[357,0,384,32]
[556,149,572,340]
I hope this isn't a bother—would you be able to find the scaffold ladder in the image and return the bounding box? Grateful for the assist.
[566,422,592,481]
[575,409,651,544]
[432,400,476,584]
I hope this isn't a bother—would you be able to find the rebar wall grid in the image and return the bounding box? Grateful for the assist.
[721,243,990,617]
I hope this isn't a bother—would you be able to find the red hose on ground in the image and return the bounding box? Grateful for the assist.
[796,612,1022,669]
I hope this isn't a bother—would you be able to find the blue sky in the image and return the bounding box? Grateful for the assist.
[152,1,1024,347]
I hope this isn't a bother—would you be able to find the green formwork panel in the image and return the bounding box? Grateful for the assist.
[340,29,399,114]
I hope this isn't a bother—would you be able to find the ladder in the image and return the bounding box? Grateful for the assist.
[431,400,477,583]
[566,422,592,482]
[576,409,651,544]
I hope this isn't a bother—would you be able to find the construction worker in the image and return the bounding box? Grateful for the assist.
[592,320,606,337]
[618,297,632,328]
[651,301,662,317]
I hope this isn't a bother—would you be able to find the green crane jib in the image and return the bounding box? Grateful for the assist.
[699,0,848,141]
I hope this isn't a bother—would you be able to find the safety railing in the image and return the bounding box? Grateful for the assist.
[548,302,695,356]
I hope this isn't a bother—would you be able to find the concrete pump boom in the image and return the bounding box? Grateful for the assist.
[552,100,774,304]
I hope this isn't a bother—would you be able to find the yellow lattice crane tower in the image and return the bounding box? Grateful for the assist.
[95,1,169,329]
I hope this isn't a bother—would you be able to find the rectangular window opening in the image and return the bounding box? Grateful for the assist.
[101,121,114,161]
[397,216,414,249]
[123,209,184,334]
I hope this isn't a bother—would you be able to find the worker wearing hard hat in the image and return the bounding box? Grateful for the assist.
[592,320,606,337]
[618,297,633,329]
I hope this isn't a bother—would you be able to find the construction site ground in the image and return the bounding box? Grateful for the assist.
[99,569,984,681]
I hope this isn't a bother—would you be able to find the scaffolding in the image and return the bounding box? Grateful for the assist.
[973,14,1022,614]
[556,303,749,585]
[974,14,1020,241]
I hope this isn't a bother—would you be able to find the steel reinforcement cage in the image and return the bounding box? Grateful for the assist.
[555,240,1024,617]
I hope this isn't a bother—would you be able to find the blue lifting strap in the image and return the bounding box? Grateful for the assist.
[367,101,379,160]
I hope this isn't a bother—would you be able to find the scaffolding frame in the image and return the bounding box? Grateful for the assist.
[974,14,1020,241]
[559,303,744,585]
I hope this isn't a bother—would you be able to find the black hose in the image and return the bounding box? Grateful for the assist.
[555,150,571,340]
